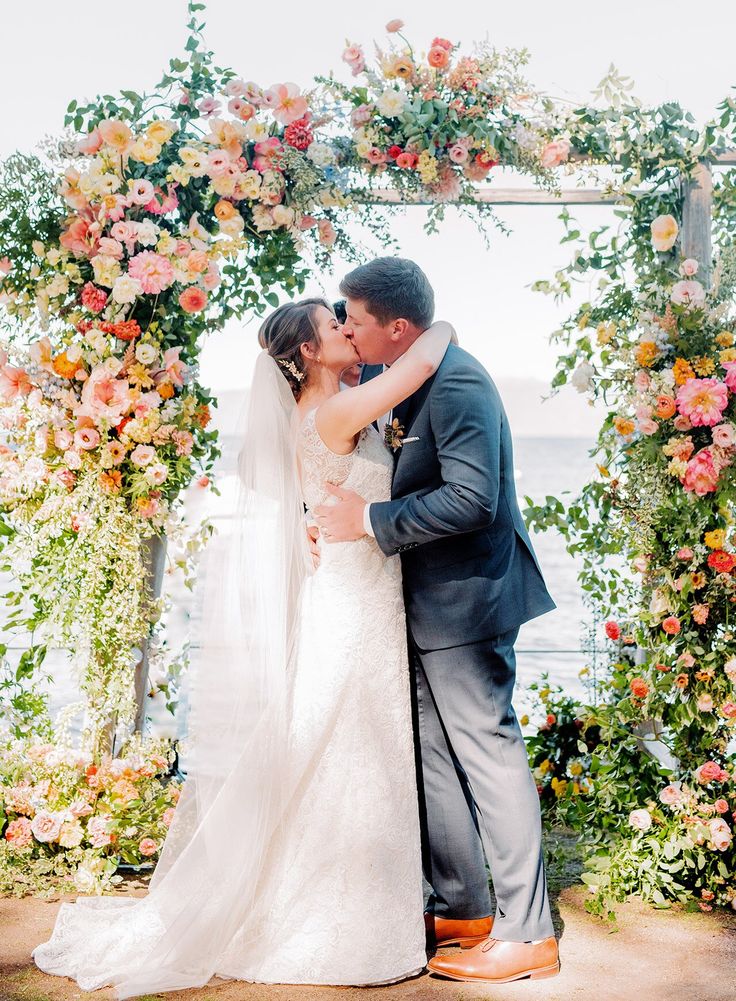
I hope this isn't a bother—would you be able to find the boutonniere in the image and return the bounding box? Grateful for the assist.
[384,418,405,451]
[384,419,419,451]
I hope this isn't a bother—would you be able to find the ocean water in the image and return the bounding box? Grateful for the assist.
[7,436,599,745]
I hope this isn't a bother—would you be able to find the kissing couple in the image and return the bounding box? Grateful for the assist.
[32,257,559,996]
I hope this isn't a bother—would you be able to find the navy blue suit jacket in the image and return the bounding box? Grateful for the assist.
[362,344,556,650]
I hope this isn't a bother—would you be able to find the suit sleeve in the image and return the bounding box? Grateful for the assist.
[369,365,501,556]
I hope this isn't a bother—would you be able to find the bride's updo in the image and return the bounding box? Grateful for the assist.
[258,297,333,400]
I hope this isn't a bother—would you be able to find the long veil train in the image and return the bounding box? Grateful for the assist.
[32,351,313,997]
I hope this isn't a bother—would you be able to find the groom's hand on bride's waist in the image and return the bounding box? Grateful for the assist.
[315,483,368,543]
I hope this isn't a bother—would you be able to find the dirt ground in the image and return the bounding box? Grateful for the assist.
[3,838,736,1001]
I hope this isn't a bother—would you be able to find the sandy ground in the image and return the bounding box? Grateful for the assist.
[3,872,736,1001]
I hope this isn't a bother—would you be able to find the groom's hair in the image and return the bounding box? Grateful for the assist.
[339,257,434,328]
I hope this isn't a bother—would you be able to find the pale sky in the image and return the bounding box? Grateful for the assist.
[3,0,736,432]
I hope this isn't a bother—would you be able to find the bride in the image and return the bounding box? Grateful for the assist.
[31,298,454,996]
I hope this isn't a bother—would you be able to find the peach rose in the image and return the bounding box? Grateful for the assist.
[139,837,158,856]
[30,810,63,843]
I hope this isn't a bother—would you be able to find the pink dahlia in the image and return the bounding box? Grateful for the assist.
[682,448,720,495]
[676,378,729,427]
[80,282,108,313]
[128,251,175,295]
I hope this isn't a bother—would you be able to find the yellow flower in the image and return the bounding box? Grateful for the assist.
[569,761,583,776]
[577,313,590,330]
[596,321,616,345]
[519,714,530,727]
[539,687,550,699]
[579,666,590,678]
[167,165,191,187]
[130,136,162,165]
[705,528,727,550]
[596,464,610,478]
[614,416,636,437]
[417,149,439,183]
[719,348,736,364]
[572,782,581,796]
[673,357,695,385]
[692,355,715,376]
[667,458,687,477]
[127,363,155,389]
[690,571,707,589]
[635,340,658,367]
[539,759,552,775]
[146,120,178,145]
[715,331,735,348]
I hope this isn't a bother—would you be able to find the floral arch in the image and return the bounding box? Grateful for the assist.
[1,1,736,912]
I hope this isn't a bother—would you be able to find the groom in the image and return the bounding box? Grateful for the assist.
[315,257,560,985]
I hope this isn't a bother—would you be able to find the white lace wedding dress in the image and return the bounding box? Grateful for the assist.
[32,409,426,993]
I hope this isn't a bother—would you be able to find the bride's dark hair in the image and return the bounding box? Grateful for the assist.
[258,298,333,399]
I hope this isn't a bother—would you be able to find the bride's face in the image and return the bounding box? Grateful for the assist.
[308,305,358,374]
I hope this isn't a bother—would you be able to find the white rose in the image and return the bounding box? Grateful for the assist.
[271,205,295,228]
[376,89,408,118]
[649,588,671,617]
[145,462,169,486]
[724,657,736,682]
[306,142,336,168]
[103,356,123,376]
[66,343,83,363]
[628,808,652,832]
[135,342,158,365]
[244,120,269,142]
[571,360,594,394]
[112,275,144,305]
[135,220,160,247]
[671,280,706,309]
[91,254,121,289]
[251,205,277,232]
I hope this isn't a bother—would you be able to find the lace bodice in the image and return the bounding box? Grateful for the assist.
[297,408,394,512]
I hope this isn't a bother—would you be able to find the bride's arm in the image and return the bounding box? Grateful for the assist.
[315,321,455,451]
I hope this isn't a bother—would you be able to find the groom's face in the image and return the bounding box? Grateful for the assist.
[342,297,401,366]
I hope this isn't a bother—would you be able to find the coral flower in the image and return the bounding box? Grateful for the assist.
[604,620,621,640]
[662,616,681,635]
[0,364,32,400]
[630,678,649,699]
[676,378,728,427]
[655,395,677,419]
[707,550,736,573]
[179,287,208,313]
[428,45,450,69]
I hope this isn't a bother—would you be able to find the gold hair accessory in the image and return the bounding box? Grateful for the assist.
[277,358,305,382]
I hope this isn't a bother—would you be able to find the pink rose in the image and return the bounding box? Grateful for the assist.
[540,138,571,168]
[709,817,732,851]
[676,548,694,561]
[680,258,699,277]
[130,444,156,467]
[676,378,729,427]
[723,362,736,393]
[678,651,696,668]
[712,423,736,447]
[715,799,730,814]
[659,784,683,806]
[77,128,103,155]
[386,18,404,32]
[4,816,33,847]
[671,279,706,309]
[721,700,736,720]
[317,219,337,247]
[637,418,659,435]
[634,369,652,391]
[86,816,113,848]
[139,837,158,856]
[694,761,728,784]
[367,147,387,164]
[350,104,373,127]
[30,810,63,843]
[449,144,469,164]
[162,807,176,827]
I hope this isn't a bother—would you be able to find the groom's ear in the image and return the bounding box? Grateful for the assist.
[390,318,410,343]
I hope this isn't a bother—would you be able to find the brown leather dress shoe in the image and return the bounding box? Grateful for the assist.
[427,935,560,983]
[424,913,494,949]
